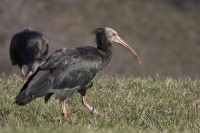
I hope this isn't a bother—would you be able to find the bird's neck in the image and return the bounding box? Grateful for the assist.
[96,34,113,69]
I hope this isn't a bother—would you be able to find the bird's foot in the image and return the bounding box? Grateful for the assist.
[61,113,68,118]
[91,108,104,116]
[91,108,97,115]
[91,108,107,116]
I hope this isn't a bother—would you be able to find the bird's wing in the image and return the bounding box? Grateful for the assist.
[41,47,102,69]
[47,46,103,90]
[40,48,68,69]
[39,47,103,89]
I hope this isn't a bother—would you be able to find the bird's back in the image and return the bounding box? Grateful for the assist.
[42,46,103,90]
[10,30,49,66]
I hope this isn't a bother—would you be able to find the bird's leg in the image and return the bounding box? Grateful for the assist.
[25,65,34,77]
[20,66,26,77]
[25,71,33,78]
[61,101,68,118]
[82,96,98,115]
[78,86,98,115]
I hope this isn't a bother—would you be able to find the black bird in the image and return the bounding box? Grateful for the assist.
[10,28,49,77]
[15,27,141,118]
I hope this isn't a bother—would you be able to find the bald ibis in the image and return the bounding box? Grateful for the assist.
[10,28,49,77]
[15,27,141,118]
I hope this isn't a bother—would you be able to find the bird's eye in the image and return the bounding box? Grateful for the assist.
[112,33,117,36]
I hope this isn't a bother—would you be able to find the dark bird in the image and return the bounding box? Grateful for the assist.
[10,28,49,77]
[15,27,141,118]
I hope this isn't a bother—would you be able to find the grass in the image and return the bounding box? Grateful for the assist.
[0,74,200,132]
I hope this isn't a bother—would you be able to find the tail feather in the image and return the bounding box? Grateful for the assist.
[15,90,33,105]
[44,93,53,103]
[15,69,53,106]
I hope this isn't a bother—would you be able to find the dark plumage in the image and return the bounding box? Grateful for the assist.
[10,28,49,77]
[15,27,141,118]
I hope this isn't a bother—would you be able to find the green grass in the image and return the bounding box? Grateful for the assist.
[0,74,200,132]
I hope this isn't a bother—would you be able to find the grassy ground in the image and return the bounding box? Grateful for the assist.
[0,74,200,132]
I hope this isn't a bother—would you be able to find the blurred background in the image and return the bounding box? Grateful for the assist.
[0,0,200,78]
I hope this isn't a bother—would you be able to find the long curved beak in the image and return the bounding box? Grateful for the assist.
[114,36,141,65]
